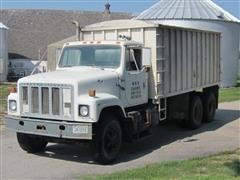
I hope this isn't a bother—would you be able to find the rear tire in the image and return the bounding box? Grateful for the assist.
[91,115,122,164]
[203,92,217,122]
[187,95,203,130]
[17,133,48,153]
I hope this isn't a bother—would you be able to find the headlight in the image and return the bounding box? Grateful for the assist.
[79,105,89,117]
[9,100,17,111]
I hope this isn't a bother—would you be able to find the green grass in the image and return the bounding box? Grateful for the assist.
[85,149,240,180]
[219,87,240,103]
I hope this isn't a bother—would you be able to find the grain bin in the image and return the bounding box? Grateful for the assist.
[136,0,240,87]
[0,22,8,82]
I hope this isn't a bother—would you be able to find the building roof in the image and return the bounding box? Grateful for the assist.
[136,0,240,23]
[0,22,8,29]
[0,9,132,60]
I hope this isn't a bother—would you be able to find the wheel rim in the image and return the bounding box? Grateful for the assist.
[103,124,121,156]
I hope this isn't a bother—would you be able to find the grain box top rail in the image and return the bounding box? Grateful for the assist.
[82,20,221,35]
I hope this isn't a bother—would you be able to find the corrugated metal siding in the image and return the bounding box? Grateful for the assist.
[156,27,221,97]
[136,0,240,22]
[0,24,8,82]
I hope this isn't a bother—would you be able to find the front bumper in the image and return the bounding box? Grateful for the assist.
[5,116,92,140]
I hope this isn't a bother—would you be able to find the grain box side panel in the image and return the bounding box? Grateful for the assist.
[160,27,220,98]
[176,30,183,91]
[83,32,93,41]
[192,32,197,88]
[197,32,202,87]
[187,31,193,90]
[182,30,187,90]
[170,29,177,93]
[93,31,104,40]
[163,28,170,94]
[216,34,221,83]
[202,33,206,86]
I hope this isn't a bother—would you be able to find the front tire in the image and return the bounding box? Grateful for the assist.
[17,133,48,153]
[187,95,203,130]
[91,115,122,164]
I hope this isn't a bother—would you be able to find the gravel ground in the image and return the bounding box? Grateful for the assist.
[0,101,239,180]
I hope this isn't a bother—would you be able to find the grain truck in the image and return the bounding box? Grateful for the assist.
[5,20,220,164]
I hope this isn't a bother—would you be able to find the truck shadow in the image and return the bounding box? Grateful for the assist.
[36,108,240,164]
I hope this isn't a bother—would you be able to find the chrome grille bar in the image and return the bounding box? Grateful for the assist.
[42,87,49,114]
[31,87,39,114]
[52,87,60,115]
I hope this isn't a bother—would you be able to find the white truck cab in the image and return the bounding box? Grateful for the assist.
[5,20,220,164]
[6,40,153,164]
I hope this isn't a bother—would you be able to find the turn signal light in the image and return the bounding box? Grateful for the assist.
[8,87,17,94]
[88,89,96,97]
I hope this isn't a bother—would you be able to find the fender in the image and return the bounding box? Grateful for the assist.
[76,93,126,123]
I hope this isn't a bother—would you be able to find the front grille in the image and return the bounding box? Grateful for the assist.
[20,84,73,120]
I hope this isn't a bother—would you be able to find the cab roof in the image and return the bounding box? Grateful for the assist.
[63,40,143,47]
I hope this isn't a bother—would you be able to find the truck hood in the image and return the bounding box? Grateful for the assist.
[18,67,119,85]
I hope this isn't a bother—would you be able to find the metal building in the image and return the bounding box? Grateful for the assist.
[0,22,8,82]
[136,0,240,87]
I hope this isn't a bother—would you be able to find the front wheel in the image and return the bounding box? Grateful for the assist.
[91,115,122,164]
[17,133,48,153]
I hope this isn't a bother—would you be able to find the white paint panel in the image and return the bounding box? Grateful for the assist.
[94,31,104,40]
[131,29,144,43]
[105,30,117,40]
[83,32,92,41]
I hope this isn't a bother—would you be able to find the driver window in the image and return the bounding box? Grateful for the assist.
[133,49,142,70]
[126,48,142,71]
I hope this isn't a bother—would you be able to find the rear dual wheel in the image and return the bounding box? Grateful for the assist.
[203,92,217,122]
[188,95,203,130]
[187,92,216,129]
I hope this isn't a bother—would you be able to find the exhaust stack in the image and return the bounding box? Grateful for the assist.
[72,21,82,41]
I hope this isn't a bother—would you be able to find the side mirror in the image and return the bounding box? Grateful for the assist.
[142,48,151,68]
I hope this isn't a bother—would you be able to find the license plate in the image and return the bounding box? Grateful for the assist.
[72,125,88,134]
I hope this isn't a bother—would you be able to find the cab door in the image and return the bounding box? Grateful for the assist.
[124,48,148,107]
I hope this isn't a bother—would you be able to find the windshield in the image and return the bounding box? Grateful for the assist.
[59,45,121,68]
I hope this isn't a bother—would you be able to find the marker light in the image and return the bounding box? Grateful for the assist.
[88,89,96,97]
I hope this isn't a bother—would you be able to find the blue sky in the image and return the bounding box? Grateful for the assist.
[1,0,240,18]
